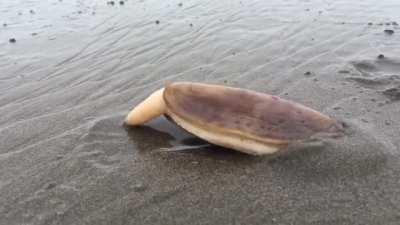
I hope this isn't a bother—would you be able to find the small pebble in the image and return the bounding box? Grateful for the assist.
[377,102,385,107]
[361,118,369,123]
[392,21,398,26]
[29,9,35,14]
[2,23,7,27]
[385,120,391,125]
[133,183,146,192]
[119,1,124,5]
[338,70,350,74]
[367,22,373,25]
[313,78,318,82]
[385,22,391,26]
[9,38,16,43]
[45,182,57,190]
[155,20,160,24]
[107,1,115,5]
[333,106,341,110]
[384,29,394,35]
[378,54,385,59]
[178,3,183,7]
[31,32,37,36]
[304,71,312,76]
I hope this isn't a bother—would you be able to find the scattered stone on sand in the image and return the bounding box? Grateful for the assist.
[2,23,7,27]
[9,38,16,43]
[385,22,391,26]
[107,1,115,5]
[155,20,160,24]
[304,71,312,76]
[378,23,383,26]
[31,32,37,36]
[333,106,341,110]
[78,10,82,14]
[119,1,124,5]
[29,9,35,14]
[378,54,385,59]
[392,21,398,26]
[384,29,394,35]
[368,22,373,25]
[44,182,57,190]
[133,183,146,192]
[385,120,391,125]
[190,23,193,27]
[178,3,183,7]
[338,70,350,74]
[361,118,369,123]
[382,86,400,101]
[313,78,318,82]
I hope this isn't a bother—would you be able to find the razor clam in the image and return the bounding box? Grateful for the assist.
[125,82,343,155]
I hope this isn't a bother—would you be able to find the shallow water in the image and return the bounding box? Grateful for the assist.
[1,0,400,224]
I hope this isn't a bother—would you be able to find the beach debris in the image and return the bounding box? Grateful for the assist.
[392,22,398,26]
[384,29,394,35]
[125,82,343,155]
[2,23,7,27]
[119,1,124,5]
[178,3,183,7]
[155,20,160,24]
[368,22,373,26]
[107,1,115,5]
[9,38,16,43]
[378,54,385,59]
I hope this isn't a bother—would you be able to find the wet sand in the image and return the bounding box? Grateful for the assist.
[1,0,400,224]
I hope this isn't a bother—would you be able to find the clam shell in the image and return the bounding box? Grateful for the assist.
[163,82,342,155]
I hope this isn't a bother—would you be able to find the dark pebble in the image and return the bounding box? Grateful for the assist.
[304,71,312,76]
[9,38,16,43]
[78,11,82,14]
[338,70,350,74]
[2,23,7,27]
[190,23,193,27]
[178,3,183,7]
[378,23,383,26]
[385,22,391,26]
[368,22,373,25]
[155,20,160,24]
[385,120,391,125]
[45,182,57,190]
[361,118,369,123]
[107,1,115,5]
[392,22,398,26]
[333,106,341,110]
[384,29,394,35]
[29,9,35,14]
[378,54,385,59]
[31,32,37,36]
[119,1,124,5]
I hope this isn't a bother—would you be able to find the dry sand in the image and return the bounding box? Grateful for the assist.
[1,0,400,224]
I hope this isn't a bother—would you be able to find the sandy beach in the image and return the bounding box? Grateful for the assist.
[1,0,400,224]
